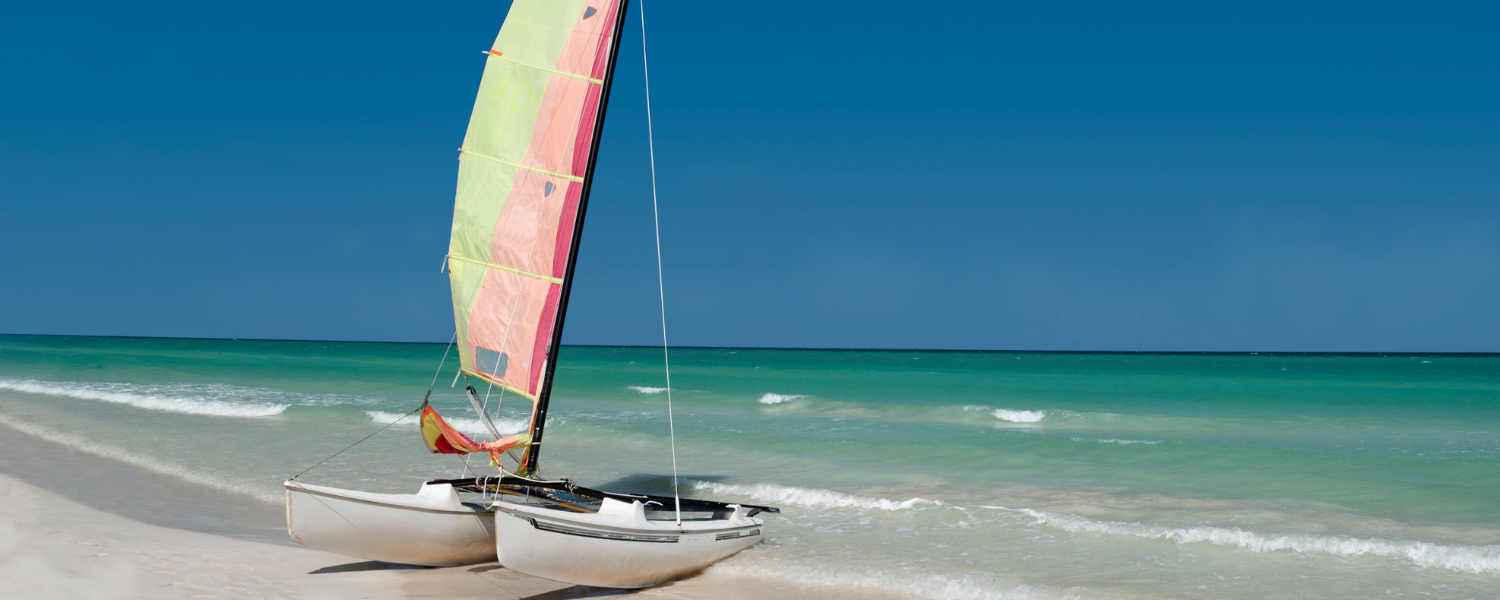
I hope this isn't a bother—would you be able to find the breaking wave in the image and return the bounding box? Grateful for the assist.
[0,378,289,418]
[991,408,1047,423]
[758,393,807,405]
[0,413,280,503]
[628,386,670,394]
[366,410,526,436]
[990,506,1500,575]
[709,560,1074,600]
[689,481,939,511]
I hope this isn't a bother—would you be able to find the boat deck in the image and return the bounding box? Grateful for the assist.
[434,476,778,520]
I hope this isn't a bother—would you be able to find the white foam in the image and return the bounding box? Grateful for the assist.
[709,560,1073,600]
[757,393,806,405]
[991,408,1047,423]
[689,481,939,511]
[0,413,281,504]
[0,378,289,417]
[366,410,423,429]
[628,386,670,394]
[366,411,526,436]
[1073,437,1162,445]
[989,506,1500,575]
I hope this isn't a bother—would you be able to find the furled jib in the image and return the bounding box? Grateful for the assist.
[420,405,531,466]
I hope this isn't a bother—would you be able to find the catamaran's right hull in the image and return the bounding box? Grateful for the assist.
[285,481,496,567]
[492,499,763,588]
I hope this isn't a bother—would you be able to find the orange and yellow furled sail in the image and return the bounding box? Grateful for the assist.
[420,405,531,466]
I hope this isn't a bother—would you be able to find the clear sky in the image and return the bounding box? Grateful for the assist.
[2,1,1497,351]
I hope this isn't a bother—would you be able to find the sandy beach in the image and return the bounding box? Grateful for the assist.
[0,472,921,600]
[0,421,912,600]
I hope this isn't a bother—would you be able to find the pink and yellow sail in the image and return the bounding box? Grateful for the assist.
[445,0,625,470]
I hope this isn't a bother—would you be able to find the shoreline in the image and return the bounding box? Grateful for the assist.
[0,419,288,543]
[0,420,915,599]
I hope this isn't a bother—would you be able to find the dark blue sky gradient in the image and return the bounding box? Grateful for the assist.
[2,1,1497,351]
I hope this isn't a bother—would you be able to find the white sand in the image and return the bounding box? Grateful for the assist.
[0,474,914,599]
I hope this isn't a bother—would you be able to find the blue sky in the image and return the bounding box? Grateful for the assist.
[2,1,1497,351]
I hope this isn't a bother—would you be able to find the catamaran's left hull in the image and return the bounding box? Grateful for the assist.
[285,481,496,567]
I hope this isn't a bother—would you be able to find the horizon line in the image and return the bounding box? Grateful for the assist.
[2,332,1496,357]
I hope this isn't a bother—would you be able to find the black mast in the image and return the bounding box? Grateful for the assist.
[521,0,632,477]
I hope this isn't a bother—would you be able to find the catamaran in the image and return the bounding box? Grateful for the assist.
[284,0,777,587]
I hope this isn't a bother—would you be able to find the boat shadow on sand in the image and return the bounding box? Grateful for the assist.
[309,560,638,598]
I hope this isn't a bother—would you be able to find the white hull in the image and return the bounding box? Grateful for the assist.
[284,481,496,566]
[492,497,764,588]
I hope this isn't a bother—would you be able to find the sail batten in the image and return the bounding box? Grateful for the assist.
[484,52,606,84]
[446,253,565,284]
[459,369,539,402]
[458,148,586,182]
[449,0,627,475]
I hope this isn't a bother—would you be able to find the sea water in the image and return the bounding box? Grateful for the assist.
[0,334,1496,599]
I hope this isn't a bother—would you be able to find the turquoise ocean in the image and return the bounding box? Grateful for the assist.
[1,334,1497,599]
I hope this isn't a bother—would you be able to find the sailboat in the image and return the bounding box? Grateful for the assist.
[283,0,777,586]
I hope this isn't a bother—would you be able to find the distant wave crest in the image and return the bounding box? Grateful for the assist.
[1074,437,1163,445]
[366,410,526,436]
[757,393,807,405]
[628,386,670,394]
[689,481,939,511]
[988,506,1500,575]
[0,378,288,418]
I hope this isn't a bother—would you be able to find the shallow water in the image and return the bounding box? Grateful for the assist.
[1,334,1497,599]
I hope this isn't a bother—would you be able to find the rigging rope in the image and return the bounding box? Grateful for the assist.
[429,332,458,391]
[289,402,422,481]
[289,333,456,481]
[639,0,682,525]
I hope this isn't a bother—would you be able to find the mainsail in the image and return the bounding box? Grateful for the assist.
[447,0,628,475]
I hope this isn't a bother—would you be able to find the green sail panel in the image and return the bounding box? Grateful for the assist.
[448,0,622,404]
